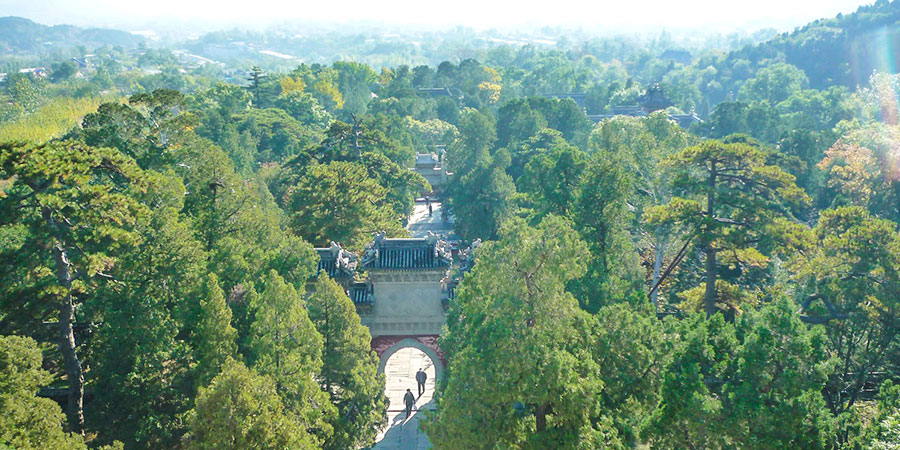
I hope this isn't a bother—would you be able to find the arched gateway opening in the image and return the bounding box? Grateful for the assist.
[373,336,445,380]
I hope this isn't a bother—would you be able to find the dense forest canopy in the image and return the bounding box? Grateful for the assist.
[2,1,900,448]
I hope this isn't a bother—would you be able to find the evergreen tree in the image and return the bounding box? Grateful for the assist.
[789,206,900,436]
[0,140,150,434]
[307,276,387,450]
[88,207,205,448]
[584,304,671,446]
[194,273,239,388]
[284,160,403,250]
[187,358,317,449]
[428,215,620,448]
[445,147,516,241]
[0,335,87,450]
[570,147,643,312]
[248,270,336,444]
[643,300,833,449]
[646,136,810,317]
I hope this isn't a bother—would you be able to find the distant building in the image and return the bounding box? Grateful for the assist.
[589,83,702,129]
[639,83,672,113]
[18,67,49,78]
[610,105,647,116]
[541,93,587,109]
[667,112,703,128]
[417,87,455,99]
[660,49,693,65]
[412,151,449,192]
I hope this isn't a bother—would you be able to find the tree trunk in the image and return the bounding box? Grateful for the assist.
[535,403,547,433]
[52,242,85,436]
[704,163,718,318]
[704,245,717,317]
[650,231,666,312]
[43,206,85,435]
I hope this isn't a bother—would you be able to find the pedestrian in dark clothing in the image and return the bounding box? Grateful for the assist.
[415,368,427,397]
[403,389,416,418]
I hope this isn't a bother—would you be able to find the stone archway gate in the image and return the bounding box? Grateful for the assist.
[357,234,452,376]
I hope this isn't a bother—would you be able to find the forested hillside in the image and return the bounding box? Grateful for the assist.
[2,1,900,449]
[727,0,900,88]
[0,16,143,54]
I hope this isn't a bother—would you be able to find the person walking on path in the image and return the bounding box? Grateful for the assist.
[415,368,427,397]
[403,388,416,419]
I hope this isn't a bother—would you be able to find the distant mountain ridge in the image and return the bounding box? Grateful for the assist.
[727,0,900,88]
[0,16,143,55]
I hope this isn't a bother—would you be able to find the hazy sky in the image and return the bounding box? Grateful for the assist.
[0,0,875,32]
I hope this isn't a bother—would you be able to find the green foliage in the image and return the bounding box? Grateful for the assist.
[737,63,810,105]
[496,97,592,149]
[274,91,331,129]
[429,215,622,448]
[0,335,86,450]
[518,131,586,217]
[445,108,495,177]
[590,113,697,309]
[4,9,900,446]
[194,273,239,388]
[584,304,671,445]
[248,270,335,445]
[643,299,833,449]
[187,358,317,449]
[789,206,900,423]
[332,61,378,117]
[82,89,197,170]
[284,160,404,249]
[445,152,516,241]
[87,207,204,448]
[569,142,642,312]
[307,276,387,450]
[0,96,105,144]
[0,139,150,433]
[647,137,810,316]
[233,108,321,163]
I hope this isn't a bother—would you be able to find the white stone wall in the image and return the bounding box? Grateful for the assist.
[361,269,447,337]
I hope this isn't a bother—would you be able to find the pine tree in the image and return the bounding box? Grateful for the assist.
[0,140,150,434]
[646,136,810,317]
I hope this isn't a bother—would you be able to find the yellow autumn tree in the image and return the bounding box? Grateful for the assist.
[279,76,306,95]
[478,67,502,104]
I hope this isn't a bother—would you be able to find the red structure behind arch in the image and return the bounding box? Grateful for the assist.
[371,335,446,367]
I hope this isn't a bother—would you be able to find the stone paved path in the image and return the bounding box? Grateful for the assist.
[371,347,436,450]
[407,201,454,238]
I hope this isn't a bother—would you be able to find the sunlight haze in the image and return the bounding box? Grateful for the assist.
[1,0,875,32]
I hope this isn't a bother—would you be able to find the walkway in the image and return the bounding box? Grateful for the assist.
[372,347,435,450]
[406,200,454,239]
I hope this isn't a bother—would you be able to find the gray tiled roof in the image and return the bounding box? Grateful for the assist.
[314,242,357,279]
[362,234,452,270]
[418,87,453,98]
[349,283,372,304]
[542,93,587,108]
